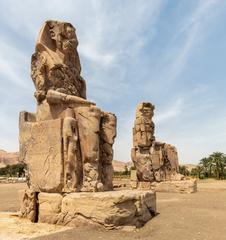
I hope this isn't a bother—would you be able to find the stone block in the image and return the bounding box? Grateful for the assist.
[151,179,197,193]
[20,118,63,192]
[18,189,37,222]
[38,190,156,229]
[38,192,63,223]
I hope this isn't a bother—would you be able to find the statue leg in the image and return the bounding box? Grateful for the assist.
[76,106,103,192]
[99,112,116,191]
[62,108,82,192]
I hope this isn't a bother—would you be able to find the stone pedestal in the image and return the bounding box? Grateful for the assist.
[151,179,197,193]
[135,179,197,193]
[130,169,197,194]
[37,190,156,229]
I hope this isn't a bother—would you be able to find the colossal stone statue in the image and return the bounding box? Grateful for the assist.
[19,20,117,193]
[19,21,157,229]
[131,102,182,183]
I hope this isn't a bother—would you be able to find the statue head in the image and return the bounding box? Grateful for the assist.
[134,102,155,147]
[136,102,155,119]
[32,20,85,100]
[36,20,78,54]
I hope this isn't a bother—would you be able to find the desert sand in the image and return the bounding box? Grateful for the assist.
[0,180,226,240]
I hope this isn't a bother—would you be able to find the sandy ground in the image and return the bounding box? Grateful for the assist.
[0,183,27,212]
[0,180,226,240]
[0,212,71,240]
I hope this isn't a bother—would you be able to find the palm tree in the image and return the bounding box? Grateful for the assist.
[190,165,203,179]
[199,157,212,178]
[209,152,226,179]
[179,165,189,176]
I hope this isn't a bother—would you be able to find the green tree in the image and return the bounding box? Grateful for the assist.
[0,163,25,177]
[209,152,226,179]
[179,165,189,176]
[123,165,129,175]
[190,165,203,179]
[199,157,212,178]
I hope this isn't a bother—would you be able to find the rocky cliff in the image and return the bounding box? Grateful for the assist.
[0,150,19,168]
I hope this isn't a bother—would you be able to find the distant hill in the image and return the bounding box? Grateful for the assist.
[112,160,133,172]
[0,150,133,172]
[0,150,19,168]
[1,150,196,173]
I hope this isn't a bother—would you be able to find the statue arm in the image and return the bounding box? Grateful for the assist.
[46,89,95,106]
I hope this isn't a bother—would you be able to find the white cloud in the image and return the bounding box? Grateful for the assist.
[154,98,184,124]
[164,0,220,82]
[170,115,226,164]
[0,40,30,89]
[114,111,134,161]
[79,44,115,66]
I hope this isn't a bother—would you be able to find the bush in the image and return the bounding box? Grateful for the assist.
[0,163,25,177]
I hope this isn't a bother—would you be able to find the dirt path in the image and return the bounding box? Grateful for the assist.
[1,180,226,240]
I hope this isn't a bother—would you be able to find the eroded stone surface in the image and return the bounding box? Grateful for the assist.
[31,20,86,103]
[18,189,37,222]
[131,102,184,183]
[100,112,117,191]
[38,190,156,229]
[39,192,63,223]
[20,114,63,192]
[151,179,197,193]
[131,169,197,193]
[19,20,117,193]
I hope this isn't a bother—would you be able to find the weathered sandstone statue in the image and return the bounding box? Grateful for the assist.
[131,103,197,193]
[19,20,116,193]
[19,21,156,228]
[131,102,181,182]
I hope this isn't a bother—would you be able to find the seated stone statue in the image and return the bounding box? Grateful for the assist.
[20,20,117,193]
[131,102,183,183]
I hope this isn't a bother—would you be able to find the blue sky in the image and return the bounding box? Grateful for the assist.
[0,0,226,164]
